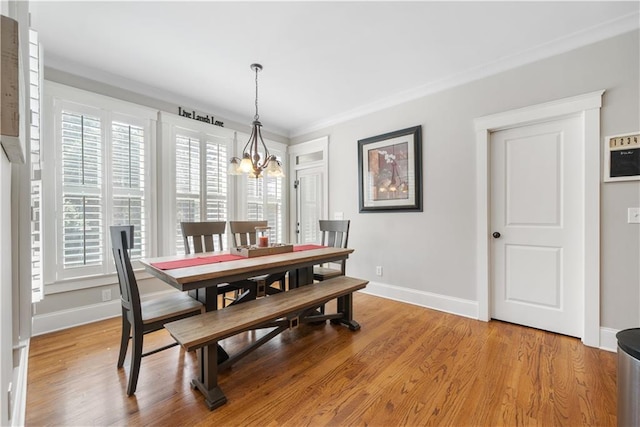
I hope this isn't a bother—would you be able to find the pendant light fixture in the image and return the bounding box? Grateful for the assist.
[228,63,284,178]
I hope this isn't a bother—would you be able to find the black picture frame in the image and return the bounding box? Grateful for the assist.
[358,125,422,213]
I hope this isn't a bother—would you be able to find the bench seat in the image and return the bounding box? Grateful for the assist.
[165,275,367,351]
[164,275,368,410]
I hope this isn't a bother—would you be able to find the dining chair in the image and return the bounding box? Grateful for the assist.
[313,220,351,281]
[110,225,204,396]
[229,220,286,294]
[180,221,255,307]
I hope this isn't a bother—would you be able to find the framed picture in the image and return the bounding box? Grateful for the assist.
[358,125,422,212]
[604,132,640,182]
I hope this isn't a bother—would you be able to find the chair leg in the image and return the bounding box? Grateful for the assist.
[117,312,130,368]
[127,328,143,396]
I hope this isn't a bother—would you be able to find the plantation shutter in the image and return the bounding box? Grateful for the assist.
[246,176,264,221]
[175,134,201,254]
[205,137,228,221]
[266,176,283,243]
[60,111,103,268]
[111,122,146,259]
[29,29,43,301]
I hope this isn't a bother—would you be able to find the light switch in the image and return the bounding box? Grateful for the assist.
[628,207,640,224]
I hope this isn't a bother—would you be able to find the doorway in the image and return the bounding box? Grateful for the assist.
[475,90,603,346]
[289,137,329,244]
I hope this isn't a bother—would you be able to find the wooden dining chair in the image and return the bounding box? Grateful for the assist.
[229,220,286,294]
[180,221,255,307]
[181,221,226,254]
[110,225,204,396]
[313,220,351,281]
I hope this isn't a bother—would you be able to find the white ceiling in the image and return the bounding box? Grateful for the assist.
[30,1,639,138]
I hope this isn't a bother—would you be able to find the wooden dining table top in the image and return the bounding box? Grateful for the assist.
[140,246,353,292]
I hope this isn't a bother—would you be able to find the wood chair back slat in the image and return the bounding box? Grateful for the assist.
[317,220,350,277]
[319,220,350,248]
[229,221,268,246]
[181,221,226,254]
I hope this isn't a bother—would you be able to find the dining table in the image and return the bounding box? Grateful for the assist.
[140,244,353,310]
[139,244,354,367]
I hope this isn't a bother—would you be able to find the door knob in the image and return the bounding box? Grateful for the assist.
[492,232,501,238]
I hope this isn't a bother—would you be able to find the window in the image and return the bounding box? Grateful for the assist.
[43,82,156,284]
[160,113,235,255]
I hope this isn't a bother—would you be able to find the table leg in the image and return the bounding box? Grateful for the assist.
[288,266,314,289]
[203,285,229,363]
[193,343,227,410]
[331,293,360,331]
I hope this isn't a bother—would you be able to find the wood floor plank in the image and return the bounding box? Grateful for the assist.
[26,293,617,426]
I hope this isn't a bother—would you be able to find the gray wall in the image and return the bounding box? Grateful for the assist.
[291,30,640,331]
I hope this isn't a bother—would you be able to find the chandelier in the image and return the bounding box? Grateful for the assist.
[228,63,284,178]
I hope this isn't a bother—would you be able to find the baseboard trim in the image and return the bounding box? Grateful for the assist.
[599,327,619,353]
[360,281,479,320]
[32,290,176,336]
[11,339,29,427]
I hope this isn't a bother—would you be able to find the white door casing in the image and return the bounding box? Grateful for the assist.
[490,117,582,337]
[475,90,603,347]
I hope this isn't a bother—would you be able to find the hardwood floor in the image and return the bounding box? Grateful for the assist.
[26,293,617,426]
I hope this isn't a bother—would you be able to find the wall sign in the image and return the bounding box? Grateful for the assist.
[604,132,640,182]
[178,106,224,127]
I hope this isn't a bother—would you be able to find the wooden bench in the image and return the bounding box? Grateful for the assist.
[164,275,368,410]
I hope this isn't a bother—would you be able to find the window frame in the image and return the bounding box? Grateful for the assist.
[42,81,157,292]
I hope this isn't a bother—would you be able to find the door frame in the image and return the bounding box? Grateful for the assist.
[288,136,329,242]
[474,90,604,347]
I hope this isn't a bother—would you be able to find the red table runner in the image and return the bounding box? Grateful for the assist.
[151,245,327,270]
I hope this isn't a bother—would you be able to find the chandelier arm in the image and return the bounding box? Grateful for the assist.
[242,125,256,155]
[256,126,271,167]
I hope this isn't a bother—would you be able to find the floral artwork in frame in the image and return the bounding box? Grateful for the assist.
[358,125,422,212]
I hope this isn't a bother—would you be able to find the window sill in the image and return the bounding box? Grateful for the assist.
[44,268,154,294]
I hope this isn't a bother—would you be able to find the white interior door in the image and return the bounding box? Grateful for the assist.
[295,167,324,244]
[490,116,583,337]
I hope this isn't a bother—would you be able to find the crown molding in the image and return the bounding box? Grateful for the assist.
[289,11,639,138]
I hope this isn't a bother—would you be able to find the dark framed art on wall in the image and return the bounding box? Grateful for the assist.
[357,125,422,213]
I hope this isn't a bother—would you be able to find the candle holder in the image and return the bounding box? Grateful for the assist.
[255,226,271,248]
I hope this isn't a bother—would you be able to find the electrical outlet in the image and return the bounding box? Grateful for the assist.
[375,266,383,276]
[101,289,112,302]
